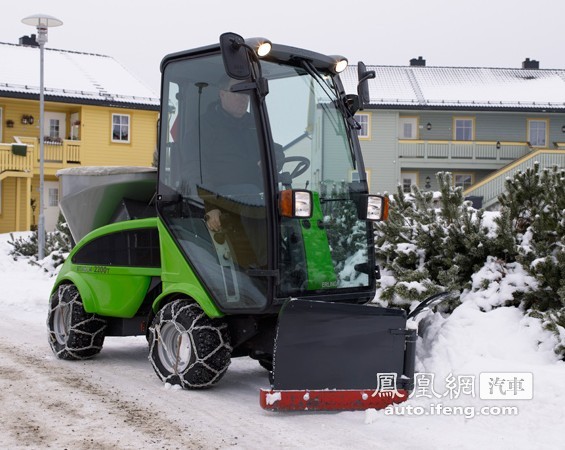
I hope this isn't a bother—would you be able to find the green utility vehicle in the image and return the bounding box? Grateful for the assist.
[47,33,424,411]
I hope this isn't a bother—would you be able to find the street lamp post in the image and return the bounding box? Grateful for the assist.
[21,14,63,260]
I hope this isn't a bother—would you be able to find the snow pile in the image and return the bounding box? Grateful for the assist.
[0,233,54,316]
[0,231,563,449]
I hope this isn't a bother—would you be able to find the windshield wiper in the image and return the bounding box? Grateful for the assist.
[299,59,358,168]
[298,60,342,137]
[299,60,333,97]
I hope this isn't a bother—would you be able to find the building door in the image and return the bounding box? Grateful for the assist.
[44,112,67,141]
[401,172,418,193]
[398,117,418,139]
[0,107,3,142]
[44,181,59,232]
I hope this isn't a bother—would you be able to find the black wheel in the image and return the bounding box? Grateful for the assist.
[47,284,107,360]
[148,299,232,389]
[258,358,273,372]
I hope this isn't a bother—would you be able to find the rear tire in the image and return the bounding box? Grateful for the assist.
[47,284,107,360]
[148,299,232,389]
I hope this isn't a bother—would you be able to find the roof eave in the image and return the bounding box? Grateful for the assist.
[364,102,565,113]
[0,90,160,111]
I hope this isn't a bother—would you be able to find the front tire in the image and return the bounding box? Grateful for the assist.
[47,284,107,360]
[148,299,232,389]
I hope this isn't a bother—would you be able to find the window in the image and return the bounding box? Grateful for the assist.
[49,119,60,138]
[72,228,160,267]
[48,188,59,207]
[350,169,371,190]
[354,113,370,138]
[112,114,130,143]
[454,118,474,141]
[454,173,473,189]
[398,117,418,139]
[528,119,547,147]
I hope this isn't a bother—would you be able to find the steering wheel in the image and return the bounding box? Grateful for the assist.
[284,156,310,179]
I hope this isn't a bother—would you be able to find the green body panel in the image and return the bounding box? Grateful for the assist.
[53,218,161,318]
[76,269,155,317]
[53,216,223,319]
[302,192,337,290]
[154,219,223,318]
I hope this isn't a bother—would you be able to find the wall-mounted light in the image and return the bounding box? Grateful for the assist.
[425,176,431,189]
[561,125,565,133]
[496,141,501,149]
[21,114,34,125]
[426,122,432,131]
[6,119,14,128]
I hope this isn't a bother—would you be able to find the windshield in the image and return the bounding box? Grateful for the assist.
[262,61,374,297]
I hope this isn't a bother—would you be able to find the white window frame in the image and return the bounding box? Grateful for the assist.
[44,112,66,141]
[48,187,59,207]
[527,119,548,147]
[454,117,474,141]
[112,113,131,143]
[398,117,418,139]
[354,113,371,139]
[454,172,474,189]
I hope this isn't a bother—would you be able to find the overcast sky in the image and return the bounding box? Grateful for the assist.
[2,0,565,94]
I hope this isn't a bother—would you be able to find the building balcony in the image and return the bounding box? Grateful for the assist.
[0,142,34,179]
[3,137,82,176]
[398,140,532,169]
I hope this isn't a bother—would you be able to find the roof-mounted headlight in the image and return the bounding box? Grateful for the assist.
[329,55,348,74]
[245,37,272,58]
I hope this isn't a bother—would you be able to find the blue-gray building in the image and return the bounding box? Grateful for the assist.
[341,58,565,208]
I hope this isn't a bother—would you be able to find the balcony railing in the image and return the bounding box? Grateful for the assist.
[464,149,565,209]
[398,140,531,161]
[0,143,34,175]
[16,137,82,166]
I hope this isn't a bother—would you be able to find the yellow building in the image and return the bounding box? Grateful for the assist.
[0,37,159,233]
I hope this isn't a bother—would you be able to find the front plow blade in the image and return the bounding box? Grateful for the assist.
[260,389,409,411]
[261,298,415,411]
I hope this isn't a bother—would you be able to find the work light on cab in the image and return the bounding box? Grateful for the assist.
[244,37,272,57]
[329,55,348,73]
[366,195,389,221]
[279,189,313,218]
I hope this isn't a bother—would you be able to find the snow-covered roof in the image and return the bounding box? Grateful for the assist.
[0,42,159,109]
[341,64,565,111]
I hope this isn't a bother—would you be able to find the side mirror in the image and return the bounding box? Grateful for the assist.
[345,94,361,115]
[357,61,375,110]
[219,32,251,80]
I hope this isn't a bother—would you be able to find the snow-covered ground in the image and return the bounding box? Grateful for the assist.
[0,233,563,449]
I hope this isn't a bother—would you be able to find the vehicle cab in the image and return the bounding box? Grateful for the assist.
[157,33,386,314]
